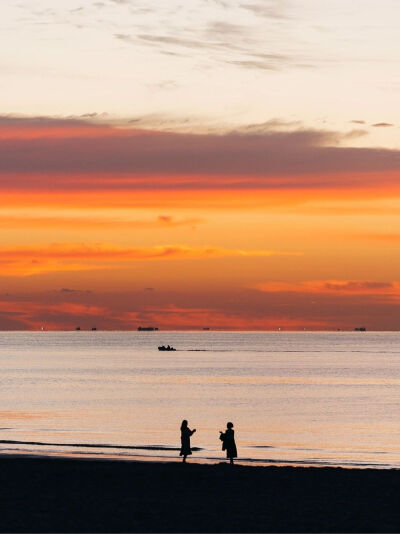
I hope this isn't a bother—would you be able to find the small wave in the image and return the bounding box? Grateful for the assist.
[181,349,208,352]
[237,457,392,468]
[249,445,274,449]
[0,439,203,452]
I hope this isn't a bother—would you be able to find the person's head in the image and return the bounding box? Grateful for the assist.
[181,419,188,430]
[227,422,234,429]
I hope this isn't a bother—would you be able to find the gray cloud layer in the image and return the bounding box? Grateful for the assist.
[1,116,400,192]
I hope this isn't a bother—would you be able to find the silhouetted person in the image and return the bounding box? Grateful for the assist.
[180,420,196,462]
[220,422,237,464]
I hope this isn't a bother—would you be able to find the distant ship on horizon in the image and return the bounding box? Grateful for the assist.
[138,326,159,331]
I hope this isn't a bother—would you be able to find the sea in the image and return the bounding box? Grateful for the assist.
[1,331,400,469]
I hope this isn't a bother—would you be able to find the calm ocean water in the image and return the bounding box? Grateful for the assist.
[1,331,400,468]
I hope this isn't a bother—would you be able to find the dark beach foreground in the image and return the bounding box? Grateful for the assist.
[1,456,400,533]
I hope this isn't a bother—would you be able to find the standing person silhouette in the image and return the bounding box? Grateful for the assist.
[220,422,237,465]
[180,420,196,463]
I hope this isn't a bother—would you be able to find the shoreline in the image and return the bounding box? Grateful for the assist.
[0,454,399,532]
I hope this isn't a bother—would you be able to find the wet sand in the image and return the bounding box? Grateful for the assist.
[0,455,399,532]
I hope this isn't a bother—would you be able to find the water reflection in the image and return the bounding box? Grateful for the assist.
[1,331,400,468]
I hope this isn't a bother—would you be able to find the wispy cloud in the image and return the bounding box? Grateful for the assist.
[112,1,307,73]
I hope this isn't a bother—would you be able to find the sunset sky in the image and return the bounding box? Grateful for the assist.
[1,0,400,330]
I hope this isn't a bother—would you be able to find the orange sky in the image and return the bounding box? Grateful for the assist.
[3,0,400,331]
[1,116,400,330]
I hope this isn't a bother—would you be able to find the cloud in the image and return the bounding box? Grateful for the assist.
[372,122,394,127]
[119,29,277,66]
[350,120,365,124]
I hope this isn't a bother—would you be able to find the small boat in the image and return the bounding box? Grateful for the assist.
[158,345,176,351]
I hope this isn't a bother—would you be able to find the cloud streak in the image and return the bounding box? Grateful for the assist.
[0,214,203,230]
[240,1,289,20]
[0,243,300,276]
[254,280,400,296]
[372,122,394,128]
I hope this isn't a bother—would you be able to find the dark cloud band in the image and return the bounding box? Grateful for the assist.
[0,115,399,192]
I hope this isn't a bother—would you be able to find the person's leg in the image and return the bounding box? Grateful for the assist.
[183,455,187,463]
[230,457,234,465]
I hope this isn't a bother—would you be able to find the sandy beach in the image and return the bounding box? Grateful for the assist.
[0,455,399,533]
